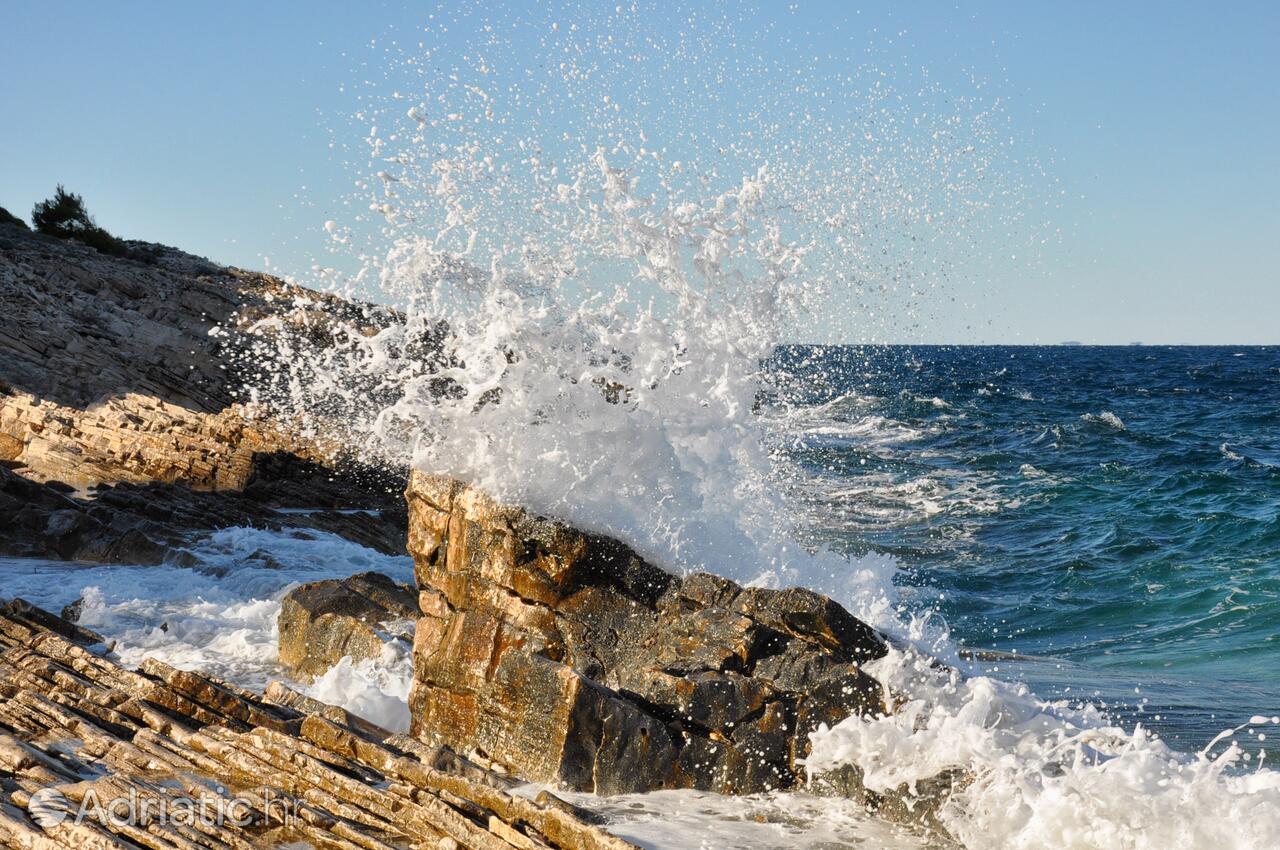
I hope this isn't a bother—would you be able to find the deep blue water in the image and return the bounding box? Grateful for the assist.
[767,345,1280,750]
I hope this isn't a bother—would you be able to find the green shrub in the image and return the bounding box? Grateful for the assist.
[31,185,128,257]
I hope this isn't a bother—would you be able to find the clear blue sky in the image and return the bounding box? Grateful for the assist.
[2,2,1276,344]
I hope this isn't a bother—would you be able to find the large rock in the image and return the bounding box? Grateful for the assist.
[278,571,418,679]
[405,472,891,795]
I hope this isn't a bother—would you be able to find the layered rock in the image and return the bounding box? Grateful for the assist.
[0,462,407,564]
[405,472,891,796]
[0,218,411,560]
[0,598,635,850]
[0,219,396,493]
[278,571,418,679]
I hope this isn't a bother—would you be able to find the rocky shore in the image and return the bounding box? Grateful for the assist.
[0,598,634,850]
[0,216,938,844]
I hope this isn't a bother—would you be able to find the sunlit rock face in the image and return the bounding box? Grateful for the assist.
[278,571,417,680]
[0,221,394,493]
[405,471,890,795]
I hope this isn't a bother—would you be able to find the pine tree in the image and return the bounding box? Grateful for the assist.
[31,185,127,256]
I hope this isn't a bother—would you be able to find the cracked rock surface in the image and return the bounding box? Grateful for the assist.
[0,598,636,850]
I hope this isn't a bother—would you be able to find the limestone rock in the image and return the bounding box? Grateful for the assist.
[278,571,419,679]
[405,472,891,796]
[0,599,637,850]
[0,223,402,495]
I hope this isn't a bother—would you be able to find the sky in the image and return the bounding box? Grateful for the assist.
[1,1,1277,344]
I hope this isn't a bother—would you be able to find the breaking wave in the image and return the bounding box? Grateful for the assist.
[230,4,1280,848]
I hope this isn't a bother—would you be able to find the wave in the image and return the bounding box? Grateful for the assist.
[231,6,1279,848]
[808,648,1280,849]
[1081,410,1127,430]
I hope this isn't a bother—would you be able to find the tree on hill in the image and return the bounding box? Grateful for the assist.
[31,185,128,257]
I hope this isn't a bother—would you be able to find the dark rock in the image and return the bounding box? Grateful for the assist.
[405,472,891,796]
[0,597,109,648]
[0,462,408,564]
[59,597,83,623]
[0,206,26,230]
[278,571,418,679]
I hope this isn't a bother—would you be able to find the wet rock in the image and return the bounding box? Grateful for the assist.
[405,472,891,796]
[0,465,168,563]
[278,571,418,679]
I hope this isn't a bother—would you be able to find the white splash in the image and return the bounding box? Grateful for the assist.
[807,647,1280,850]
[229,5,1280,848]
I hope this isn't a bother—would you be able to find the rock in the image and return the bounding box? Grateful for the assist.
[0,465,165,563]
[405,472,891,796]
[0,597,108,649]
[0,223,407,522]
[278,571,419,679]
[0,463,408,562]
[0,206,27,229]
[58,597,83,622]
[0,599,638,850]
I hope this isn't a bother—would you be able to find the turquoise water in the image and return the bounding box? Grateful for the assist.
[769,345,1280,751]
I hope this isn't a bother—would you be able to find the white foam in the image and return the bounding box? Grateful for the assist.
[523,786,932,850]
[1081,410,1126,430]
[0,528,416,732]
[807,648,1280,850]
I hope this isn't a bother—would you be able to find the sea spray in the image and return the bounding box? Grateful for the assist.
[807,647,1280,849]
[228,4,1280,848]
[236,2,1028,592]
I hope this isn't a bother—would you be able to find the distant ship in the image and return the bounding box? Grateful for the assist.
[1060,340,1083,346]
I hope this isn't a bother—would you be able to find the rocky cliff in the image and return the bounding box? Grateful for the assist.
[0,216,407,559]
[0,218,395,492]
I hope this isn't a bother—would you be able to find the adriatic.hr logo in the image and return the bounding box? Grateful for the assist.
[24,785,300,830]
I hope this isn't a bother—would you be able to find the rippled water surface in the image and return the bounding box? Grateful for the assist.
[769,345,1280,749]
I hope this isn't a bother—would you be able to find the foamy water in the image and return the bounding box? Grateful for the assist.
[0,527,416,731]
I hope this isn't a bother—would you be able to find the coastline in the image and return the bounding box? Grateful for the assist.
[4,216,1280,849]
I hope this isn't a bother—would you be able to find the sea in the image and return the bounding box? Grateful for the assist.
[768,344,1280,754]
[5,344,1279,849]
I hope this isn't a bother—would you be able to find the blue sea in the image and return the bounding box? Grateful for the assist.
[769,345,1280,751]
